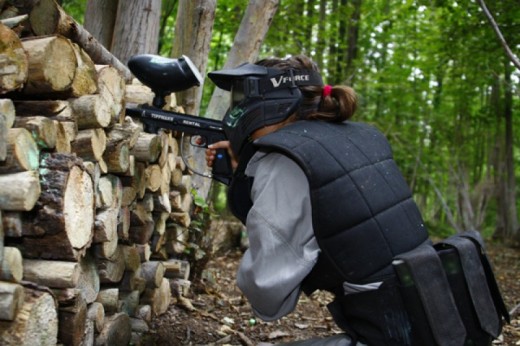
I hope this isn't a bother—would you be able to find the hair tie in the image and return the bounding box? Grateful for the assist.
[322,84,332,97]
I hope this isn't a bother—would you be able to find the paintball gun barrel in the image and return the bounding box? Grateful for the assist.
[126,54,232,185]
[125,104,232,185]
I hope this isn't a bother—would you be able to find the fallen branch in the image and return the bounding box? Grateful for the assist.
[510,302,520,317]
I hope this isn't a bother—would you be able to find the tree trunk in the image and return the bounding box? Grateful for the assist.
[206,0,280,120]
[84,0,119,49]
[502,61,518,241]
[171,0,216,115]
[111,0,161,65]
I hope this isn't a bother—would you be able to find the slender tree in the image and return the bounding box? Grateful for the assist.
[111,0,162,64]
[206,0,280,120]
[84,0,118,49]
[171,0,216,115]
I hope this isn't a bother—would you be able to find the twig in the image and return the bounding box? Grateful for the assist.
[476,0,520,70]
[0,14,28,28]
[509,302,520,317]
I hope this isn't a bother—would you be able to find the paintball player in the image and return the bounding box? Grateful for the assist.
[205,55,506,345]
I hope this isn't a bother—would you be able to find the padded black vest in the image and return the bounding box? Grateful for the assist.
[248,120,429,285]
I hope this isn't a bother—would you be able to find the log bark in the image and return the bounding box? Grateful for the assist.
[107,116,142,149]
[1,209,22,241]
[103,140,129,173]
[0,95,16,129]
[67,42,98,97]
[140,278,171,316]
[125,83,154,105]
[21,35,77,95]
[130,132,162,163]
[144,164,162,192]
[13,115,57,149]
[0,247,23,282]
[96,64,125,124]
[95,312,131,346]
[71,128,107,162]
[86,301,105,333]
[23,259,80,288]
[58,293,87,346]
[97,245,125,284]
[121,245,141,272]
[0,209,3,261]
[141,261,164,289]
[0,170,40,211]
[95,288,119,314]
[0,22,27,93]
[0,127,39,174]
[93,208,118,244]
[0,282,24,321]
[0,288,58,345]
[23,154,93,260]
[29,0,132,81]
[162,259,190,280]
[54,120,76,153]
[0,114,7,161]
[78,253,100,304]
[129,203,154,245]
[119,269,146,294]
[14,99,73,121]
[70,94,111,129]
[119,290,139,316]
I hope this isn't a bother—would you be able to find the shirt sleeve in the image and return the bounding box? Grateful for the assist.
[236,151,320,321]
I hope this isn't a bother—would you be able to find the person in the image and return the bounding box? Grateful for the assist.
[204,55,506,345]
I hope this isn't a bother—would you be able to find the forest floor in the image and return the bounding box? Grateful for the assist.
[143,240,520,346]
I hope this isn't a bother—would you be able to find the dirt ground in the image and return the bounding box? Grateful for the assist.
[143,241,520,346]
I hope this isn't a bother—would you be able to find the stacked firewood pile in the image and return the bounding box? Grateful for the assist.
[0,2,196,345]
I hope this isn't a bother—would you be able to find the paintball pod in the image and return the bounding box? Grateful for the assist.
[126,54,232,185]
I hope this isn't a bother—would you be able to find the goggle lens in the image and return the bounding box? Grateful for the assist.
[230,80,245,109]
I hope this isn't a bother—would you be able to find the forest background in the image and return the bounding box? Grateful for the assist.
[58,0,520,245]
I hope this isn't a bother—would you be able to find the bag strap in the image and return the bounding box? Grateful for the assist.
[459,231,510,324]
[396,244,466,346]
[439,234,501,337]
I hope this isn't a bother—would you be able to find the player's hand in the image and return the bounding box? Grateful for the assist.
[206,141,238,170]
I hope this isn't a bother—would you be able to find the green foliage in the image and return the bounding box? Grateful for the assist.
[59,0,85,23]
[66,0,520,240]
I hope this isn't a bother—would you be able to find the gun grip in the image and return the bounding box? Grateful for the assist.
[212,148,232,185]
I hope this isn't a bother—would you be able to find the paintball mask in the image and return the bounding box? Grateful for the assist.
[208,63,323,155]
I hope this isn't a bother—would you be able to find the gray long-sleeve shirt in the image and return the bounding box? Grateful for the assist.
[236,150,363,346]
[236,150,320,321]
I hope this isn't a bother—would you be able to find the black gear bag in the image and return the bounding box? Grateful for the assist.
[393,230,510,346]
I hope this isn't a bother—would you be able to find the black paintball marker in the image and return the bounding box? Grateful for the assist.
[126,54,232,185]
